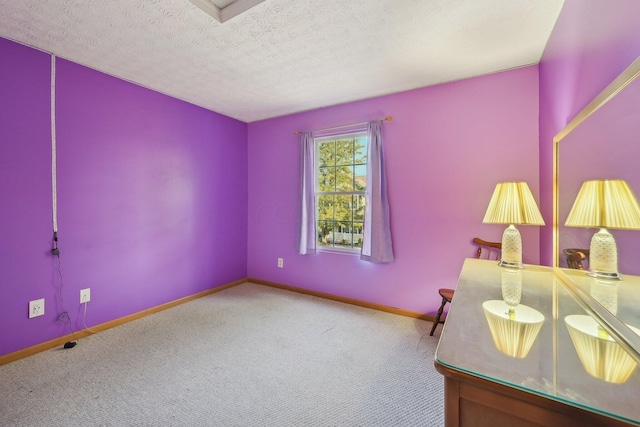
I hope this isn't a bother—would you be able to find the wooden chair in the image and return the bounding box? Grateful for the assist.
[429,238,502,336]
[563,248,590,270]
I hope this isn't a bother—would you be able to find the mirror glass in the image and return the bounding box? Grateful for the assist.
[556,59,640,275]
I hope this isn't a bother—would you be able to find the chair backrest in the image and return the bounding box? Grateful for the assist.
[563,248,590,270]
[473,237,502,260]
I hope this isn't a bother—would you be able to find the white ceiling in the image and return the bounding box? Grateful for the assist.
[0,0,565,122]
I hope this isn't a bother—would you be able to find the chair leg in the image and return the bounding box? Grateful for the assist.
[430,296,448,336]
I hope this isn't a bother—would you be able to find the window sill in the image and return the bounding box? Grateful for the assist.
[317,246,361,256]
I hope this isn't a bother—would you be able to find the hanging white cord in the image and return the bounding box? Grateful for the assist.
[83,302,98,334]
[51,54,58,233]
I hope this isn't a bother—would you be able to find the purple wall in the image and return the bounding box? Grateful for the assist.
[0,39,52,355]
[538,0,640,265]
[247,66,540,313]
[0,38,247,357]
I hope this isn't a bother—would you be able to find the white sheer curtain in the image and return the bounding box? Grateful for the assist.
[298,131,316,255]
[361,120,394,263]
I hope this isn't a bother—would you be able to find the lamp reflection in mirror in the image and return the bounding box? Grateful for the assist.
[565,180,640,280]
[565,315,639,384]
[482,299,544,359]
[483,182,545,268]
[501,268,522,311]
[590,278,618,315]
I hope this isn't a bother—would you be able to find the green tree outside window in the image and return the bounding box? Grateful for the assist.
[315,133,367,250]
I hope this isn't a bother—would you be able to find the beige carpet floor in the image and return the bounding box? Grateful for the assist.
[0,282,444,426]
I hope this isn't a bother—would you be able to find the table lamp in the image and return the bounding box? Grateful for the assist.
[483,182,545,268]
[564,180,640,280]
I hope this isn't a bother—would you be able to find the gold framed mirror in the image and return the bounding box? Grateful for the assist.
[553,56,640,274]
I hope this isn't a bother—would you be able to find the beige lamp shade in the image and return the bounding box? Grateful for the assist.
[565,180,640,229]
[483,182,545,225]
[482,300,544,359]
[565,315,639,384]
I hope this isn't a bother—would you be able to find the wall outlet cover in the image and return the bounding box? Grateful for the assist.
[80,288,91,303]
[29,298,45,318]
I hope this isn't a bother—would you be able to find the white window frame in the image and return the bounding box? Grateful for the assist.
[314,131,368,254]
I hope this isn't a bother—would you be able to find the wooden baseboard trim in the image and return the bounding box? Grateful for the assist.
[0,278,247,366]
[249,277,433,321]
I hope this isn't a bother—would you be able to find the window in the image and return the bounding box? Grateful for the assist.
[315,132,368,251]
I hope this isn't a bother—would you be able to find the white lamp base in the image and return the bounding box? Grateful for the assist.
[588,228,621,280]
[499,224,523,269]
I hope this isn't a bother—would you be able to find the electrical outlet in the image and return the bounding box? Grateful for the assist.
[277,257,284,268]
[80,288,91,303]
[29,298,45,318]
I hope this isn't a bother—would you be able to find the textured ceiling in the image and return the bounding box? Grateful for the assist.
[0,0,564,122]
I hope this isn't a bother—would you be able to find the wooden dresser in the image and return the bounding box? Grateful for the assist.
[435,258,640,426]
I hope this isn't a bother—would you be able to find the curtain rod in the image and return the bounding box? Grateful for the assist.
[293,116,392,135]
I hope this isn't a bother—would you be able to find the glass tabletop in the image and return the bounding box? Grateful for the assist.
[435,258,640,425]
